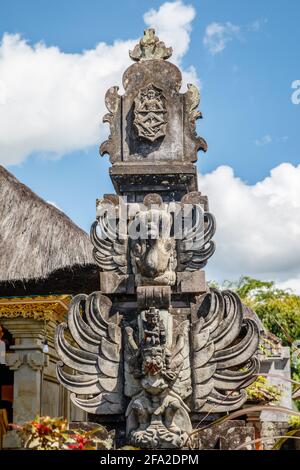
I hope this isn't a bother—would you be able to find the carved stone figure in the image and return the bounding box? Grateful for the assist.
[55,288,259,447]
[55,29,260,450]
[130,207,177,286]
[134,84,167,142]
[90,195,216,287]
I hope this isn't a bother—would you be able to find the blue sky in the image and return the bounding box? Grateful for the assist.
[0,0,299,288]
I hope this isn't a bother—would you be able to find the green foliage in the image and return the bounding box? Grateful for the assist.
[224,276,300,409]
[289,415,300,429]
[246,375,282,403]
[226,276,300,346]
[210,276,300,409]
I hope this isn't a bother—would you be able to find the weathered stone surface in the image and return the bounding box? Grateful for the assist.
[129,28,172,62]
[1,318,49,424]
[124,308,192,448]
[109,165,198,200]
[176,270,206,294]
[219,425,255,450]
[133,83,167,142]
[92,195,216,287]
[192,421,255,450]
[260,421,289,450]
[55,28,260,450]
[137,286,171,310]
[100,272,135,294]
[2,430,22,449]
[192,289,260,412]
[55,292,123,415]
[100,29,206,200]
[259,346,292,423]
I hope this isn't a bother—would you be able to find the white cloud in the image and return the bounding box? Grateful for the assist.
[203,17,268,56]
[255,134,272,146]
[144,1,195,62]
[276,277,300,295]
[203,22,240,55]
[0,1,197,166]
[249,18,268,32]
[198,163,300,290]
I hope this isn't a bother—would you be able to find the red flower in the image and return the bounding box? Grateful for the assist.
[33,423,51,435]
[68,443,84,450]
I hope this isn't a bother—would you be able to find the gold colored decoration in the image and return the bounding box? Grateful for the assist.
[0,295,71,322]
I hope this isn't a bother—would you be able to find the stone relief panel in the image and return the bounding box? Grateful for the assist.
[100,29,207,165]
[134,84,167,142]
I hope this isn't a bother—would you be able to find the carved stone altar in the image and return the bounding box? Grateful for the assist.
[55,29,260,449]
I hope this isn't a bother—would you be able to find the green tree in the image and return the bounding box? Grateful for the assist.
[224,276,300,346]
[222,276,300,390]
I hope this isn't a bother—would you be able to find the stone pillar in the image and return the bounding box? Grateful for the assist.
[0,318,48,424]
[258,346,292,449]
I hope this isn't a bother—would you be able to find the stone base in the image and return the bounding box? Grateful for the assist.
[191,421,255,450]
[2,430,22,449]
[261,421,290,450]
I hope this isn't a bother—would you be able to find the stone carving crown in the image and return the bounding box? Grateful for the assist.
[129,28,173,62]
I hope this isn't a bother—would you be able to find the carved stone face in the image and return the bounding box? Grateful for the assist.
[132,238,176,279]
[145,308,159,326]
[147,89,155,100]
[142,347,164,376]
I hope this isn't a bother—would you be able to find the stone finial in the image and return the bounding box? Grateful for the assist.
[129,28,172,62]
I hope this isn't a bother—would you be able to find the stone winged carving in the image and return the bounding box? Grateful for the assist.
[55,29,260,450]
[91,196,216,286]
[55,288,259,448]
[192,289,260,412]
[90,209,128,275]
[55,292,123,414]
[177,203,216,271]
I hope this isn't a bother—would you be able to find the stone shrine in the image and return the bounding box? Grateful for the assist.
[55,29,260,449]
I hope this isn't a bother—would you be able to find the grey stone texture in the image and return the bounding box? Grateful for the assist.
[55,29,260,449]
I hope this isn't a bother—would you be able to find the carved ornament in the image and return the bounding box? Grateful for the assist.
[0,295,70,322]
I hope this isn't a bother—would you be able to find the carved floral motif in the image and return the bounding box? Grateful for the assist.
[0,295,70,322]
[129,28,172,62]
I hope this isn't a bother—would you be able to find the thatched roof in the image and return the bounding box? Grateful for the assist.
[0,165,95,283]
